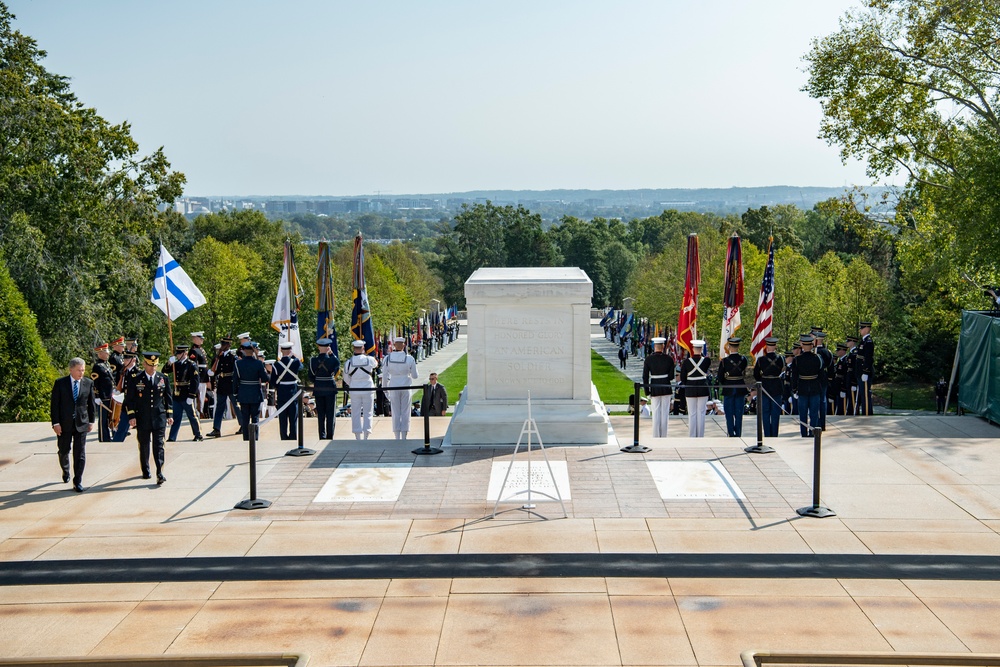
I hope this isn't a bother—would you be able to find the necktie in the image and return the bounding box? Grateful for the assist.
[73,379,79,401]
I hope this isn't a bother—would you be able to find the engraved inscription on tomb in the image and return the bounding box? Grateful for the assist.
[484,306,572,399]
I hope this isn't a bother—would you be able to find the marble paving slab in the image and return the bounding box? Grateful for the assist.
[487,461,572,502]
[647,460,745,500]
[313,463,413,502]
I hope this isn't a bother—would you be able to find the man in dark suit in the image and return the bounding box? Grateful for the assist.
[234,340,270,441]
[421,372,449,416]
[126,351,173,485]
[50,357,96,492]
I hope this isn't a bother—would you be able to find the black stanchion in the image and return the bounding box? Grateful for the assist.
[286,385,315,457]
[796,426,835,518]
[621,381,651,453]
[413,383,443,455]
[745,381,774,454]
[235,411,271,510]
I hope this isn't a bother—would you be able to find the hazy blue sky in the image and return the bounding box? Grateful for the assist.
[9,1,877,196]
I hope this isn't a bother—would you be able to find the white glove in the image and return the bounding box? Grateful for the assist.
[851,385,858,391]
[793,393,799,400]
[839,392,846,398]
[207,369,215,377]
[94,398,102,406]
[187,398,193,405]
[168,356,176,364]
[861,374,869,382]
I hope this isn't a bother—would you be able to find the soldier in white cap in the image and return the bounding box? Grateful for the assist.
[189,331,209,416]
[680,339,711,437]
[342,339,379,439]
[642,336,674,437]
[382,336,419,440]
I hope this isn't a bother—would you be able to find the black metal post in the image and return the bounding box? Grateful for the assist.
[621,381,650,453]
[235,409,271,510]
[796,426,835,518]
[285,384,315,457]
[413,383,443,455]
[745,381,774,454]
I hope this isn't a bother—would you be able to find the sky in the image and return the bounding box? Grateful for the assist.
[8,1,879,197]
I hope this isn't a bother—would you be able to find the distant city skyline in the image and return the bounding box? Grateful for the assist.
[9,1,888,196]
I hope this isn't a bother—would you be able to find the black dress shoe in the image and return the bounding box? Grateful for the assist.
[62,472,69,483]
[207,429,221,438]
[156,474,166,485]
[235,427,243,435]
[142,473,151,480]
[73,484,84,493]
[166,438,176,442]
[193,435,204,441]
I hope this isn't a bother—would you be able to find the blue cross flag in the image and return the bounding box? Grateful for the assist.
[151,244,206,321]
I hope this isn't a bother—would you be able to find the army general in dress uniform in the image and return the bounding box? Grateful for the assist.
[718,336,750,437]
[308,337,340,439]
[642,336,674,437]
[126,351,172,485]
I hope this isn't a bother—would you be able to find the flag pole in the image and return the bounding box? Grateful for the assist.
[160,244,176,388]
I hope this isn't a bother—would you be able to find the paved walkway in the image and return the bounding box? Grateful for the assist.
[2,325,1000,664]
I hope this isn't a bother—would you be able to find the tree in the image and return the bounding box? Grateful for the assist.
[0,253,56,421]
[739,206,803,254]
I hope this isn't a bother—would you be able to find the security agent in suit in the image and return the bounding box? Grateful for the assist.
[233,340,270,441]
[382,336,419,440]
[91,343,115,442]
[719,336,750,437]
[343,339,379,440]
[271,341,302,440]
[421,372,449,416]
[856,321,875,415]
[50,357,96,492]
[680,339,711,437]
[642,337,674,437]
[308,337,340,439]
[164,345,204,442]
[125,351,173,485]
[753,337,784,437]
[791,335,824,437]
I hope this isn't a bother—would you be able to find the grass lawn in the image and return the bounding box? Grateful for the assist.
[418,352,636,413]
[873,381,939,411]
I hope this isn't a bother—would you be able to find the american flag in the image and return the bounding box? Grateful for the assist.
[750,239,775,358]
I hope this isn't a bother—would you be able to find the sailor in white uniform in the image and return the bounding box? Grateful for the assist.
[343,339,379,439]
[382,336,419,440]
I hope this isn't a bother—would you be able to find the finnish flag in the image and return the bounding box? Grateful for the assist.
[151,244,206,321]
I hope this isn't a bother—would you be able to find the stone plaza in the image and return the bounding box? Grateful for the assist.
[1,320,1000,665]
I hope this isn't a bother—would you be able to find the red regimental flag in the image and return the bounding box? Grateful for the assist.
[676,233,700,354]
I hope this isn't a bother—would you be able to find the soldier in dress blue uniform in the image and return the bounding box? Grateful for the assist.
[308,337,340,439]
[189,332,209,417]
[233,339,270,441]
[753,336,784,437]
[812,330,833,428]
[91,343,115,442]
[108,336,125,382]
[207,335,240,438]
[642,337,674,437]
[856,321,875,415]
[271,341,303,441]
[718,336,750,437]
[680,339,711,437]
[164,345,204,442]
[343,339,379,440]
[782,350,795,415]
[126,351,172,485]
[832,343,849,415]
[791,335,824,437]
[844,336,860,415]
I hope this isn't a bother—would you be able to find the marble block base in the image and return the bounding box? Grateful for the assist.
[445,384,611,446]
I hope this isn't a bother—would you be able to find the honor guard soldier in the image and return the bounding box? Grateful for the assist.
[207,335,239,438]
[719,336,750,437]
[308,337,340,439]
[857,321,875,415]
[233,339,269,441]
[782,350,795,415]
[680,339,711,437]
[343,339,379,440]
[791,335,824,437]
[189,332,209,417]
[753,337,784,437]
[91,343,115,442]
[126,351,172,485]
[382,336,419,440]
[164,345,203,442]
[272,341,302,441]
[642,337,675,437]
[813,331,833,427]
[108,336,125,381]
[833,343,850,415]
[845,336,860,415]
[124,335,139,357]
